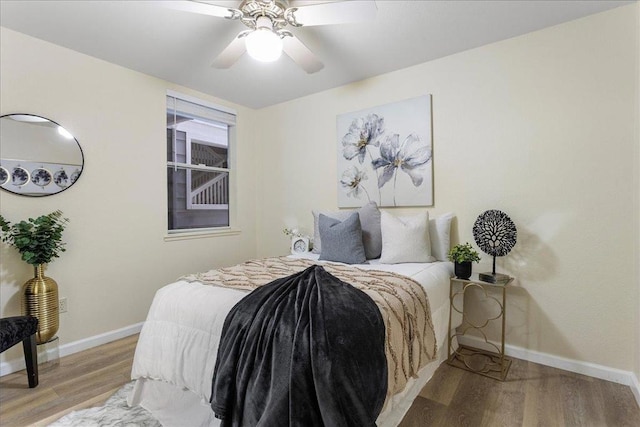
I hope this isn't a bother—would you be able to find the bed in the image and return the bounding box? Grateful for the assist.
[127,253,460,427]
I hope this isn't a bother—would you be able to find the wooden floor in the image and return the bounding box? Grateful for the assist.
[1,334,639,426]
[401,357,640,427]
[0,335,136,426]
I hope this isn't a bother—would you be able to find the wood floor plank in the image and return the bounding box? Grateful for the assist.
[0,388,61,425]
[443,367,495,426]
[418,362,464,405]
[480,358,526,426]
[398,395,448,427]
[562,373,606,426]
[522,360,566,426]
[599,378,640,427]
[52,359,131,397]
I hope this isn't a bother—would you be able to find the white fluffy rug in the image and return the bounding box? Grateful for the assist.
[48,382,160,426]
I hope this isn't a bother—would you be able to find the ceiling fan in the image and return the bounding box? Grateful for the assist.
[160,0,377,73]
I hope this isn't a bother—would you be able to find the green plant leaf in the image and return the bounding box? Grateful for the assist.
[0,210,69,265]
[447,242,481,263]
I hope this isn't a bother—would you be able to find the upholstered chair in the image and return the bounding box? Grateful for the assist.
[0,316,39,388]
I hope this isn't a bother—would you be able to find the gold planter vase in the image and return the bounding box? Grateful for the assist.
[22,264,59,344]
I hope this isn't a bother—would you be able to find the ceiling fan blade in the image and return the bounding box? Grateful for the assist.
[157,1,241,19]
[286,1,377,27]
[282,35,324,74]
[212,34,247,68]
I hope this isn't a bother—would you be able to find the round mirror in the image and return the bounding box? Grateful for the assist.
[0,114,84,196]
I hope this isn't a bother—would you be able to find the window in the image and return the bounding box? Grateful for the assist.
[166,92,236,233]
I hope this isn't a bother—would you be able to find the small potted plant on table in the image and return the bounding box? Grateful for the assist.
[447,242,481,280]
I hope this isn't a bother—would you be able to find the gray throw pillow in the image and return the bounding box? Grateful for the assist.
[313,211,350,255]
[312,201,382,259]
[318,213,366,264]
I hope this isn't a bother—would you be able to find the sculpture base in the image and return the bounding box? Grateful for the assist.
[479,272,511,284]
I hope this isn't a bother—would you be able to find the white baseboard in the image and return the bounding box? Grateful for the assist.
[631,373,640,409]
[458,335,639,388]
[0,322,144,377]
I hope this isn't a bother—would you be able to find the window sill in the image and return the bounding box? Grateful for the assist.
[164,227,241,242]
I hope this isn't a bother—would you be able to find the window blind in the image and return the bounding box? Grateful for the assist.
[166,95,236,127]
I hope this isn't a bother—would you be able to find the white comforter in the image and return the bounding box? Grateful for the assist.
[128,255,455,427]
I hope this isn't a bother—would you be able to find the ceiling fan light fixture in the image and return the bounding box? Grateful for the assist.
[245,16,283,62]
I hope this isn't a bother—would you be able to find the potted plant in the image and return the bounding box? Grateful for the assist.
[0,210,69,343]
[0,210,69,265]
[447,242,481,280]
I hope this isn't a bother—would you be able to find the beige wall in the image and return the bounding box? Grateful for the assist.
[0,28,258,364]
[255,4,639,371]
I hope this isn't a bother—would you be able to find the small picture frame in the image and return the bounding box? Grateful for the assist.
[291,236,310,254]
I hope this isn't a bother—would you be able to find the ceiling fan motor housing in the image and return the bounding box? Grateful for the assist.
[238,0,296,30]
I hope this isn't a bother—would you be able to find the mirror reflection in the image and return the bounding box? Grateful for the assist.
[0,114,84,196]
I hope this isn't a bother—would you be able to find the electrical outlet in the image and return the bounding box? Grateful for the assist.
[59,297,68,313]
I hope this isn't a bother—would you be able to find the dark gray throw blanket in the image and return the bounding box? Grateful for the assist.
[210,265,387,427]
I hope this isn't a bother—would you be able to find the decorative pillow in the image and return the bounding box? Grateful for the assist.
[318,213,367,264]
[429,212,454,261]
[379,211,434,264]
[313,210,350,255]
[312,202,382,259]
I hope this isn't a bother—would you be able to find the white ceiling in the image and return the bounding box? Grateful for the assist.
[0,0,633,109]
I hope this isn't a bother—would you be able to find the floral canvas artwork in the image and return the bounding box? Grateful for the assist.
[337,95,433,207]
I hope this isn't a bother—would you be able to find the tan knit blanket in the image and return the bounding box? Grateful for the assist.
[182,256,436,402]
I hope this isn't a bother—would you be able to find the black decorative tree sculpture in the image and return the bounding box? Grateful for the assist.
[472,210,517,283]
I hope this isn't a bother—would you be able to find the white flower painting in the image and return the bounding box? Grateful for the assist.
[336,95,433,207]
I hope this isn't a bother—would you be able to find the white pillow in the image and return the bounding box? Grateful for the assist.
[429,212,454,261]
[379,211,434,264]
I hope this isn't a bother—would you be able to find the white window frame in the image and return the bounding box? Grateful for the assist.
[184,129,229,210]
[165,90,239,240]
